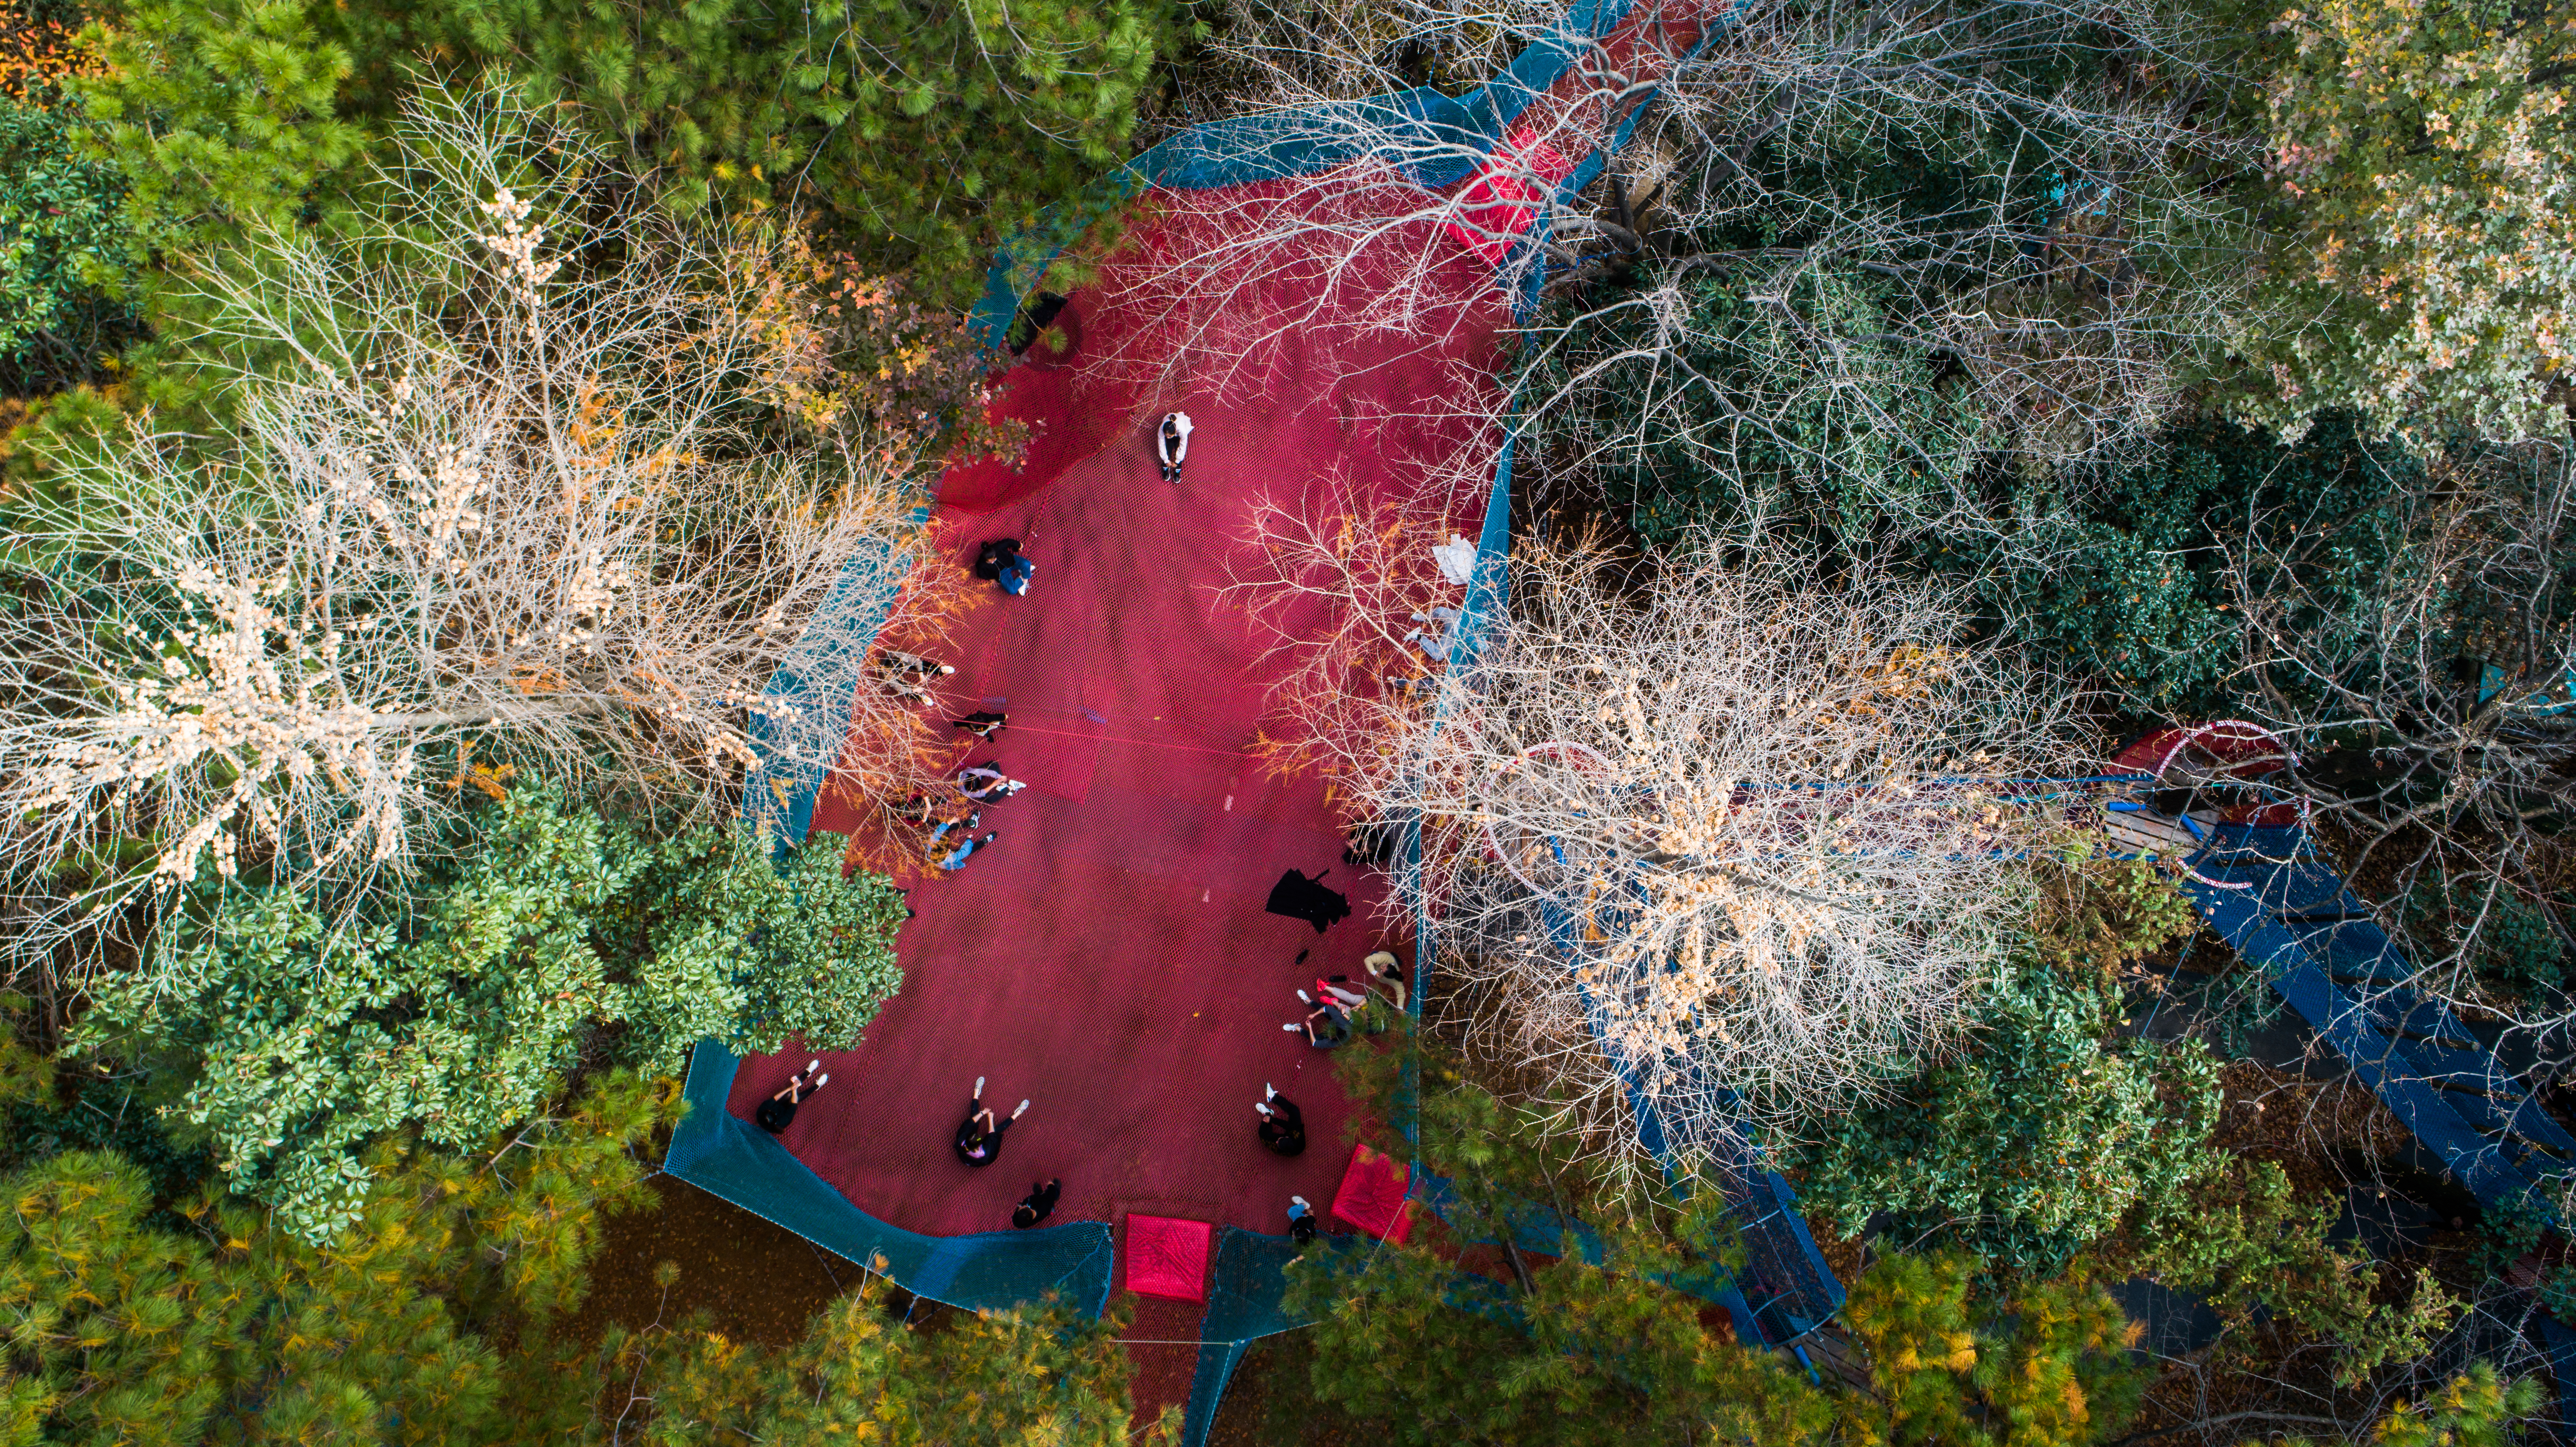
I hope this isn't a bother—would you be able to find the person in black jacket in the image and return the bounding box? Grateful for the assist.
[1012,1178,1062,1228]
[754,1060,827,1134]
[1255,1084,1306,1156]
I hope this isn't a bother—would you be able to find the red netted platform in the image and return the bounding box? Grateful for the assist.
[724,176,1508,1243]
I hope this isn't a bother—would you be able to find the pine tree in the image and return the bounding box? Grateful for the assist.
[0,1071,671,1443]
[1288,1017,2151,1447]
[589,1279,1174,1446]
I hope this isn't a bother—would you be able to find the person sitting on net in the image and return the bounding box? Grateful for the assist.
[1282,999,1352,1048]
[874,650,953,706]
[971,537,1035,596]
[1255,1083,1306,1157]
[1156,411,1193,483]
[1362,951,1408,1011]
[952,711,1007,740]
[755,1060,827,1134]
[1012,1177,1062,1229]
[1403,607,1461,662]
[1287,1194,1318,1247]
[955,763,1027,803]
[895,794,958,828]
[954,1078,1030,1167]
[924,813,995,871]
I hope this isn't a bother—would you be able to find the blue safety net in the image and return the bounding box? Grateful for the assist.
[671,1042,1115,1313]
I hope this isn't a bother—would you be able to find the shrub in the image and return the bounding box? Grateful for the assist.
[0,4,136,396]
[1790,860,2215,1275]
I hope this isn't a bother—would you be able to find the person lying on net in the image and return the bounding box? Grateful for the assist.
[925,812,996,870]
[955,763,1027,802]
[1283,1001,1351,1048]
[873,650,953,706]
[1255,1084,1306,1157]
[1012,1178,1062,1228]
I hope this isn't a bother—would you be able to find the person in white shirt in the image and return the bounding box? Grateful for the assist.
[1156,411,1193,482]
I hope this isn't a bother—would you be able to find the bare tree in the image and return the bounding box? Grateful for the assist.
[1221,448,1496,803]
[1119,0,2259,556]
[0,83,964,979]
[1091,0,1717,408]
[1257,526,2085,1169]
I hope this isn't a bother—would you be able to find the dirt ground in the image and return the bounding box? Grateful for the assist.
[571,1174,872,1347]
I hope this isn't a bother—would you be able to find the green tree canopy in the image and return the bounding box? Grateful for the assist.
[2219,0,2576,444]
[74,0,1188,313]
[82,787,904,1239]
[0,1071,670,1442]
[0,1073,1169,1445]
[1790,859,2215,1276]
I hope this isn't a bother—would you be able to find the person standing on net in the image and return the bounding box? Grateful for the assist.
[755,1060,827,1134]
[954,1078,1029,1166]
[1012,1178,1062,1229]
[1156,411,1193,483]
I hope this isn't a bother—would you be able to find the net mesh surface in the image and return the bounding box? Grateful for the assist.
[731,204,1502,1241]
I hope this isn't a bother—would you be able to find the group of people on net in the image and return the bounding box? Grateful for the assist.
[864,650,1023,872]
[760,408,1402,1242]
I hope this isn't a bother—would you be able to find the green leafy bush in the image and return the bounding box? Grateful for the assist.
[1792,861,2215,1275]
[82,788,903,1239]
[2127,1158,2459,1384]
[1796,960,2220,1276]
[1971,414,2418,714]
[0,88,134,395]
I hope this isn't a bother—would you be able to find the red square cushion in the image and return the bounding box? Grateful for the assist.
[1445,128,1577,265]
[1123,1215,1214,1303]
[1329,1143,1415,1243]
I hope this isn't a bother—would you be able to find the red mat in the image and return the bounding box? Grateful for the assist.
[1329,1143,1416,1243]
[1123,1216,1215,1303]
[728,170,1504,1243]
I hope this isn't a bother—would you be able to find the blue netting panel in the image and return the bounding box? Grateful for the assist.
[739,529,916,847]
[1180,1229,1311,1445]
[1723,1164,1846,1342]
[668,1041,1115,1315]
